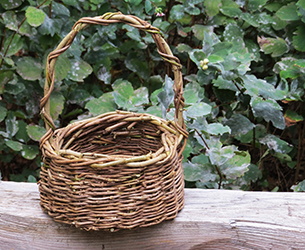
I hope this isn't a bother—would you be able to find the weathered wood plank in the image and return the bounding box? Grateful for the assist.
[1,181,305,250]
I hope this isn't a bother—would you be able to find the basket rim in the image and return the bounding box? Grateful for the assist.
[40,110,185,169]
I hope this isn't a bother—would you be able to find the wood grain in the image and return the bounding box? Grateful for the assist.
[1,181,305,250]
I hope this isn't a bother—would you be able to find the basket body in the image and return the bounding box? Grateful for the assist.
[39,13,188,231]
[40,111,184,231]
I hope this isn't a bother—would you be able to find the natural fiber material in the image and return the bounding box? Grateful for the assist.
[39,12,188,231]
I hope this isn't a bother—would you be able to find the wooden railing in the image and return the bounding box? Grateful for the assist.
[1,181,305,249]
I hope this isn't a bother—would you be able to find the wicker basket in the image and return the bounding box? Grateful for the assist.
[39,12,188,231]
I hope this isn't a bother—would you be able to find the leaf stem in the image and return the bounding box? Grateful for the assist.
[195,129,223,189]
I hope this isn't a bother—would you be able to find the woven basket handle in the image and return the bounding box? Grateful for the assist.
[40,12,185,133]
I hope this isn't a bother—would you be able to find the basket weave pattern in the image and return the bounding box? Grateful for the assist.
[39,12,188,231]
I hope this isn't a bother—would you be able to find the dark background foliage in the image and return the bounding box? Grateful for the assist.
[0,0,305,191]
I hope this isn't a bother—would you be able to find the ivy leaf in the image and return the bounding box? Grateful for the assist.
[212,76,238,91]
[274,58,305,79]
[49,91,65,121]
[26,125,47,141]
[125,58,150,80]
[21,145,39,160]
[1,0,23,9]
[284,110,304,126]
[4,74,25,95]
[86,93,117,116]
[131,87,149,108]
[169,4,185,20]
[54,55,71,82]
[250,96,285,130]
[207,123,231,135]
[189,49,206,67]
[293,26,305,52]
[276,3,299,21]
[26,7,46,27]
[51,2,70,17]
[27,175,37,183]
[3,34,24,57]
[0,71,14,94]
[5,112,19,138]
[259,37,289,57]
[15,121,30,143]
[0,106,7,122]
[5,140,23,151]
[38,15,63,36]
[208,54,224,64]
[95,58,111,85]
[183,161,216,183]
[112,79,134,110]
[67,59,93,82]
[145,0,153,14]
[220,0,242,17]
[223,23,244,44]
[16,57,42,81]
[2,11,18,31]
[207,145,237,166]
[157,76,175,119]
[243,164,262,182]
[204,0,221,17]
[219,151,250,179]
[259,134,293,154]
[192,24,210,41]
[248,0,268,11]
[186,102,212,118]
[241,75,287,100]
[177,43,193,53]
[223,114,255,136]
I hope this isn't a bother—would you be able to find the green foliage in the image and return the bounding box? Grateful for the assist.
[0,0,304,191]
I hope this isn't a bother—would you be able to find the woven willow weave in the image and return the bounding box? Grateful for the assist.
[39,12,188,231]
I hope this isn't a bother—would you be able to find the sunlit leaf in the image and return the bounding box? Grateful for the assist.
[112,79,134,110]
[219,151,250,179]
[86,93,117,116]
[26,7,46,27]
[67,59,93,82]
[207,123,231,135]
[186,102,212,118]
